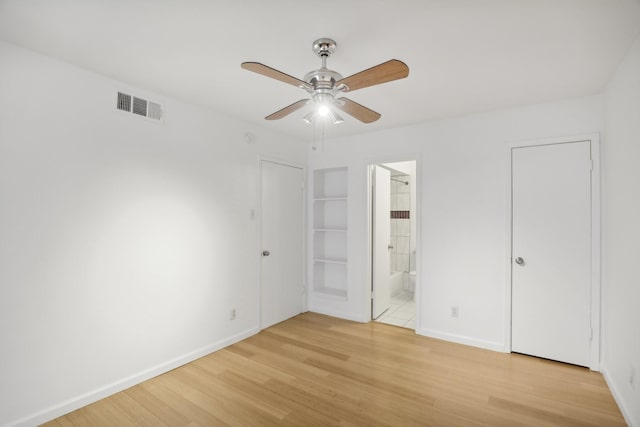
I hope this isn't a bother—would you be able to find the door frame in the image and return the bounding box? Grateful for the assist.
[365,155,422,329]
[504,134,600,370]
[258,156,307,330]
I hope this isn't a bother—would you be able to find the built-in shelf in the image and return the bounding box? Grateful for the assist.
[313,199,347,230]
[313,287,347,300]
[314,197,348,202]
[312,167,348,299]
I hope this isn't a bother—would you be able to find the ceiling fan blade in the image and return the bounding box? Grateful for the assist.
[335,98,381,123]
[265,99,310,120]
[336,59,409,92]
[241,62,312,90]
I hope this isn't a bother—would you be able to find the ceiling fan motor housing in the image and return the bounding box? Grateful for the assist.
[304,68,343,91]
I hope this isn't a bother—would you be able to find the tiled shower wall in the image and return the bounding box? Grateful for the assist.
[390,174,411,272]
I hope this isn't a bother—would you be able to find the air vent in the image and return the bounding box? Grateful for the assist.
[147,101,163,120]
[132,97,147,116]
[117,92,132,112]
[116,91,163,121]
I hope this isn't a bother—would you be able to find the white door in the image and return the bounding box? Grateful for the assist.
[261,160,304,329]
[511,141,591,366]
[372,165,391,319]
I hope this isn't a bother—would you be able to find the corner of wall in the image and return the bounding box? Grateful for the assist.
[601,364,637,427]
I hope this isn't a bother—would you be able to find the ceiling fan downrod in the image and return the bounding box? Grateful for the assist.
[304,38,343,93]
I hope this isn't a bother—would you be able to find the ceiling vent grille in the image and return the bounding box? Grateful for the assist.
[132,97,147,116]
[117,92,131,112]
[116,91,163,121]
[147,101,163,120]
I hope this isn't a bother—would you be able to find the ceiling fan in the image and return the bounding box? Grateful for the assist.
[241,38,409,124]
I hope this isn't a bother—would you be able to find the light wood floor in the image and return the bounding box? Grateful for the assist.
[43,312,625,426]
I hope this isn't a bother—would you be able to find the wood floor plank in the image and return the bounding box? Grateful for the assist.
[123,385,191,426]
[42,312,626,426]
[108,391,171,427]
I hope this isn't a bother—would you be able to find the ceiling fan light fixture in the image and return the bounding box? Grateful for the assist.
[318,104,330,116]
[329,110,344,124]
[302,112,315,124]
[302,107,343,125]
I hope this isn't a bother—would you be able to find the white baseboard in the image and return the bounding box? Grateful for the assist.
[417,327,507,353]
[5,327,259,427]
[601,364,637,427]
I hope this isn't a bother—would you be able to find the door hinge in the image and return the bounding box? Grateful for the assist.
[590,327,593,341]
[371,291,374,300]
[589,159,593,171]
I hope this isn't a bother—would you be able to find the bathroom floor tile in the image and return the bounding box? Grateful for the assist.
[375,290,415,330]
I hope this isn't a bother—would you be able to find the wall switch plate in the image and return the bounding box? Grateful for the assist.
[451,306,459,318]
[230,309,236,320]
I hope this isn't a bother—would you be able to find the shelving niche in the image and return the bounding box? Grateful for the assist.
[312,167,348,299]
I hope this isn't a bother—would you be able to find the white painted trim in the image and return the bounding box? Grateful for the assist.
[504,133,601,370]
[365,164,374,320]
[418,328,507,353]
[601,365,636,427]
[364,154,422,330]
[589,136,601,371]
[365,162,375,322]
[258,157,307,330]
[6,327,259,427]
[503,144,513,352]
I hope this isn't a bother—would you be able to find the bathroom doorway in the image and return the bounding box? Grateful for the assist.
[369,160,418,329]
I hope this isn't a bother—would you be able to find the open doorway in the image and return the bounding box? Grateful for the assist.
[369,161,417,329]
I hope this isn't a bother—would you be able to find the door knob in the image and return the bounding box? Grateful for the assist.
[515,257,524,265]
[262,250,270,257]
[388,244,394,250]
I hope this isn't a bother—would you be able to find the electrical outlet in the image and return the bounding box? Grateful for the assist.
[230,308,236,320]
[630,365,635,389]
[451,306,459,318]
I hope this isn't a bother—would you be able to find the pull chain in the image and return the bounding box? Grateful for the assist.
[311,119,317,151]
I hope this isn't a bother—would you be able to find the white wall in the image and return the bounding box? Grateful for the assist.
[0,41,305,427]
[308,95,604,350]
[603,33,640,427]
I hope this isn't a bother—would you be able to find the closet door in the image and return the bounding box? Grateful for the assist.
[511,141,591,366]
[260,160,304,329]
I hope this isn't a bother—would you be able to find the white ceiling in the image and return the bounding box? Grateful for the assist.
[1,0,639,140]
